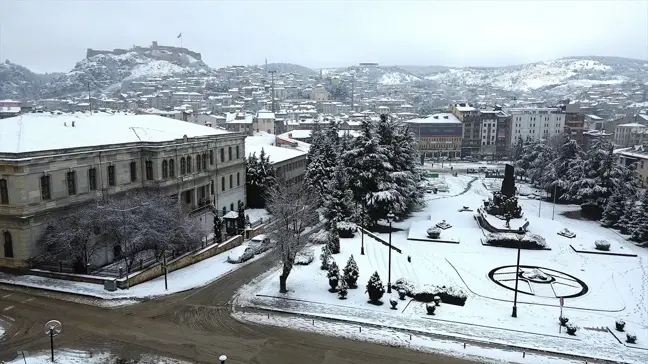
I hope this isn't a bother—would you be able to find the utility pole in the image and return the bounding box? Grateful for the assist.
[269,70,276,113]
[350,76,355,113]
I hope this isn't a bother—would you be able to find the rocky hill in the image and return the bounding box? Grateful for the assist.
[263,63,316,77]
[0,61,60,100]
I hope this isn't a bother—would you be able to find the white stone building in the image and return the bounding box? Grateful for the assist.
[507,107,565,146]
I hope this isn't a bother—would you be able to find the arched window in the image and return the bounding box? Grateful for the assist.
[187,156,192,173]
[180,157,186,175]
[196,154,201,172]
[3,231,13,258]
[162,160,168,179]
[169,159,175,177]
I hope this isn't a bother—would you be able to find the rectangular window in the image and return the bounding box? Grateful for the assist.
[196,155,202,172]
[130,161,137,182]
[41,175,51,200]
[229,174,233,188]
[145,161,153,180]
[67,171,77,195]
[237,172,240,186]
[211,180,214,195]
[0,179,8,204]
[221,176,225,191]
[236,146,240,159]
[228,146,232,161]
[209,150,214,165]
[108,165,116,186]
[88,168,97,191]
[220,148,225,162]
[169,159,175,177]
[202,154,207,170]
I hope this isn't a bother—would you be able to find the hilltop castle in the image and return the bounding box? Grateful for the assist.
[86,41,202,62]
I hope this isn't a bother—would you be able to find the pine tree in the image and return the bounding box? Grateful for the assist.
[337,279,348,299]
[366,271,385,303]
[342,118,392,225]
[631,192,648,244]
[304,120,338,204]
[513,136,525,162]
[601,189,626,227]
[618,197,640,234]
[327,227,340,254]
[320,245,332,270]
[545,137,583,202]
[342,254,360,288]
[322,165,354,229]
[327,260,340,290]
[246,149,276,208]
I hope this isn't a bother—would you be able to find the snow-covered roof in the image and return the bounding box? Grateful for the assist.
[617,123,647,128]
[257,110,275,119]
[454,104,475,112]
[586,114,603,120]
[0,112,229,154]
[279,129,360,140]
[245,133,306,164]
[405,113,461,124]
[0,106,20,114]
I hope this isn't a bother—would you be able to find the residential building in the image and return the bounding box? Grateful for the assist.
[562,102,585,146]
[246,134,308,187]
[507,107,565,146]
[613,123,648,147]
[254,110,276,134]
[405,113,463,159]
[616,145,648,186]
[224,111,254,135]
[451,103,480,157]
[583,129,612,151]
[0,112,246,269]
[311,86,329,101]
[605,113,648,135]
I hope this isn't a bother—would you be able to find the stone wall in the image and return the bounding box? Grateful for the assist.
[86,42,202,61]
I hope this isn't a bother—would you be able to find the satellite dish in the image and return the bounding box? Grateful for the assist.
[44,320,62,336]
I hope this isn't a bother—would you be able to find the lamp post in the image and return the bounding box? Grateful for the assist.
[386,212,395,293]
[219,354,227,364]
[511,235,522,317]
[360,204,365,255]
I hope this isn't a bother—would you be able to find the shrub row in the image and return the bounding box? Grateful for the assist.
[484,232,547,250]
[391,278,467,306]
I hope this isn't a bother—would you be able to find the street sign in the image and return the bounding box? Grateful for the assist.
[44,320,62,336]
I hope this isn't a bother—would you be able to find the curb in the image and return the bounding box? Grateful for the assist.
[244,305,629,364]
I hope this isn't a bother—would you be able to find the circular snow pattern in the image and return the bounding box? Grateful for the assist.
[488,265,588,298]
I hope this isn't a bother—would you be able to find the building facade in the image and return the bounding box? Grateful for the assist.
[0,113,245,269]
[405,113,463,159]
[616,145,648,187]
[507,107,565,146]
[451,103,480,157]
[613,123,648,147]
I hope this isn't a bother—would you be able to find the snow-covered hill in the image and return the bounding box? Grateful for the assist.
[39,51,212,98]
[378,72,421,85]
[0,61,60,100]
[422,57,647,93]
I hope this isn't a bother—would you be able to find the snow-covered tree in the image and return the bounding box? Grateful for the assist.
[631,192,648,245]
[601,189,626,227]
[337,279,349,299]
[237,201,246,232]
[327,260,340,290]
[320,244,332,270]
[246,148,276,208]
[327,227,340,254]
[304,120,339,203]
[544,137,583,202]
[342,254,360,288]
[618,197,641,234]
[322,164,354,229]
[264,181,319,293]
[513,136,525,162]
[366,271,385,303]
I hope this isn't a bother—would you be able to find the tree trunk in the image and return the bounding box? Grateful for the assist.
[279,264,291,293]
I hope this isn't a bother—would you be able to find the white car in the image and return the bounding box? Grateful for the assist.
[247,234,272,254]
[227,244,255,264]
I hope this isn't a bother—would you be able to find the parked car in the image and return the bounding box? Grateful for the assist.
[478,166,487,173]
[247,234,272,254]
[466,168,478,174]
[227,244,255,264]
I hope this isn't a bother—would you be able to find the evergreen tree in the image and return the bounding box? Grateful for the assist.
[306,119,325,166]
[618,197,641,234]
[545,137,583,202]
[630,192,648,245]
[320,245,332,270]
[237,201,245,232]
[246,149,276,208]
[342,118,393,225]
[366,271,385,303]
[304,120,338,203]
[322,165,354,229]
[327,227,340,254]
[601,189,626,227]
[342,255,360,288]
[513,136,525,162]
[327,260,340,290]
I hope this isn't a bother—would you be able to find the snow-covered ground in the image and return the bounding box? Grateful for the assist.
[5,349,192,364]
[0,245,268,303]
[237,174,648,363]
[423,161,509,171]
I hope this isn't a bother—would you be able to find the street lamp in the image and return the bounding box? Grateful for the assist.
[511,234,522,318]
[219,354,227,364]
[360,204,365,255]
[386,212,395,293]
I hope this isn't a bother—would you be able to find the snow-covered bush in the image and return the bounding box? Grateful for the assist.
[398,290,407,300]
[342,255,360,288]
[413,284,467,306]
[433,295,441,306]
[484,232,547,250]
[327,261,340,291]
[615,319,626,332]
[594,240,611,251]
[308,230,329,245]
[337,279,348,299]
[366,271,385,303]
[565,322,578,335]
[294,248,314,265]
[559,316,569,326]
[425,304,436,315]
[426,227,441,239]
[626,332,637,344]
[485,191,522,218]
[319,246,332,270]
[391,278,415,296]
[337,221,356,238]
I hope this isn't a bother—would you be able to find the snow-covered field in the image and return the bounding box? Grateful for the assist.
[5,349,191,364]
[0,245,267,303]
[237,174,648,363]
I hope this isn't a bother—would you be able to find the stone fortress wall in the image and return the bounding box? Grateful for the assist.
[86,41,202,62]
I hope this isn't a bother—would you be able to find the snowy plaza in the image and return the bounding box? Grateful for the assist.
[237,173,648,363]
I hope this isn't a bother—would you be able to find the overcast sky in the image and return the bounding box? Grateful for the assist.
[1,0,647,73]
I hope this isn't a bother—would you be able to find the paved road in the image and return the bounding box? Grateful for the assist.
[0,255,478,364]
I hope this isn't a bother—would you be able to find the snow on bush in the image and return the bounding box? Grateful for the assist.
[391,278,416,296]
[337,221,357,238]
[295,248,315,265]
[413,284,467,306]
[615,319,626,332]
[319,246,332,270]
[308,230,329,245]
[342,255,360,288]
[426,227,441,239]
[565,322,578,335]
[626,332,637,344]
[366,271,385,303]
[594,239,611,251]
[559,316,569,326]
[484,232,547,250]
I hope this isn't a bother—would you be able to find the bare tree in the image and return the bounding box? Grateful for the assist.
[264,180,320,293]
[38,204,106,273]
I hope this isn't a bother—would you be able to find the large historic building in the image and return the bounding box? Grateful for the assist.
[0,112,245,269]
[405,113,463,159]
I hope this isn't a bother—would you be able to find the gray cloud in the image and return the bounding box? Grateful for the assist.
[1,0,646,73]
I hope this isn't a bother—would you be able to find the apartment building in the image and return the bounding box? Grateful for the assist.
[617,145,648,186]
[563,101,586,146]
[614,123,648,147]
[405,113,463,159]
[507,107,565,146]
[0,112,246,269]
[451,103,480,157]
